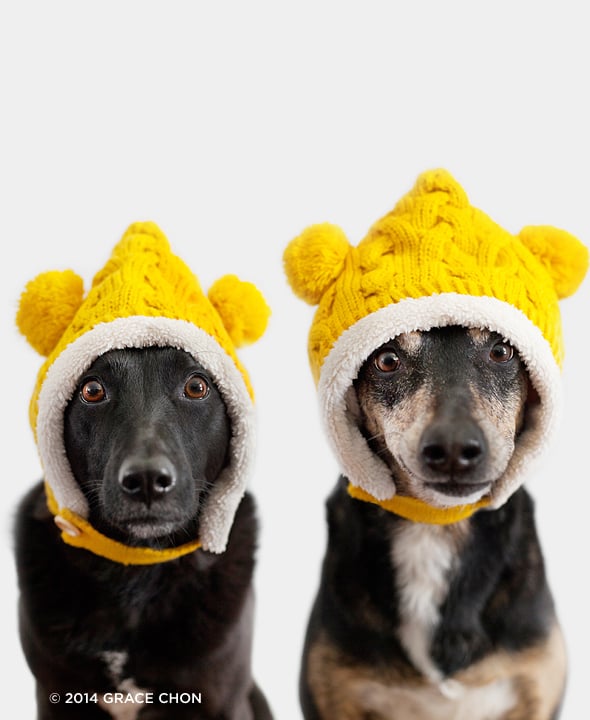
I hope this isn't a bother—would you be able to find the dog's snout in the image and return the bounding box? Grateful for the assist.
[420,419,487,477]
[118,455,177,505]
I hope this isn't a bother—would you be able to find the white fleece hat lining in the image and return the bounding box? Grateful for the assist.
[36,316,255,553]
[317,292,561,510]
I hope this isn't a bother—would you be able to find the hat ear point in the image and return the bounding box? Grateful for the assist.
[519,225,589,299]
[208,275,271,348]
[16,270,85,356]
[283,223,351,305]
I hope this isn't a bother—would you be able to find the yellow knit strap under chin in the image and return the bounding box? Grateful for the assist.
[347,483,490,524]
[45,484,201,565]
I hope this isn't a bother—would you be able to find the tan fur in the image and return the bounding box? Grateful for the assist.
[468,327,493,345]
[355,328,528,506]
[318,328,561,719]
[357,385,434,497]
[466,328,527,437]
[307,622,566,720]
[395,330,424,354]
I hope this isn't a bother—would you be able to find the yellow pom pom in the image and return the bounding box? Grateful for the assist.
[519,226,589,299]
[283,223,351,305]
[208,275,271,348]
[16,270,84,356]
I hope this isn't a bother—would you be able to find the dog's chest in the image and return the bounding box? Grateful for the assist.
[383,524,519,716]
[389,522,459,683]
[98,651,148,720]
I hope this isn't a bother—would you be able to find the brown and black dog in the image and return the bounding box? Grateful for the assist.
[300,326,565,720]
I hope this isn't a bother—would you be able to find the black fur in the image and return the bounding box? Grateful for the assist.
[15,347,273,719]
[300,479,556,717]
[299,327,562,719]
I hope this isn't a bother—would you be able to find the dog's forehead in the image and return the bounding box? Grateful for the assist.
[364,326,509,370]
[393,326,495,352]
[80,346,201,378]
[391,327,494,354]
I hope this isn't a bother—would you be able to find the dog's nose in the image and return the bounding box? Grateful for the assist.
[118,456,177,505]
[420,419,486,477]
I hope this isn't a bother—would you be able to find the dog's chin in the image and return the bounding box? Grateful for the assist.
[422,481,492,506]
[91,511,198,545]
[393,456,495,508]
[123,519,185,541]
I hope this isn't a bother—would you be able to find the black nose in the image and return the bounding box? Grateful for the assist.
[420,419,487,477]
[118,456,177,505]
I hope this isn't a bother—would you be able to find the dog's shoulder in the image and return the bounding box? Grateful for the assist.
[14,481,65,581]
[468,487,555,638]
[313,478,404,654]
[227,490,259,552]
[429,487,556,674]
[15,479,52,526]
[14,479,103,670]
[205,490,260,594]
[323,476,390,550]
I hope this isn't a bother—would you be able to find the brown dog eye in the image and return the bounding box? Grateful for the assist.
[374,350,401,373]
[81,379,106,403]
[489,342,514,363]
[184,374,209,400]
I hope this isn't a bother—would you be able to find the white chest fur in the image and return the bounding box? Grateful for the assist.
[98,651,148,720]
[387,522,522,719]
[390,522,458,683]
[308,520,560,718]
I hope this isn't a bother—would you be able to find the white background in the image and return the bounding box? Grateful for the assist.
[1,2,588,718]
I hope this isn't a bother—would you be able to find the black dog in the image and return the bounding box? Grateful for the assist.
[300,326,565,720]
[15,347,273,720]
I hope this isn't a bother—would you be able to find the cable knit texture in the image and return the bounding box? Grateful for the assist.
[284,169,587,384]
[284,169,588,521]
[17,222,271,560]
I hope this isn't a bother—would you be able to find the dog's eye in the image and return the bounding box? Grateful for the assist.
[80,379,106,404]
[489,342,514,363]
[374,350,401,373]
[184,374,209,400]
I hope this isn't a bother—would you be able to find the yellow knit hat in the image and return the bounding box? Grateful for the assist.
[17,221,270,561]
[284,169,588,518]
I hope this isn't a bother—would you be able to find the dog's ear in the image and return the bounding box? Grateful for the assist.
[17,270,85,356]
[519,225,588,299]
[208,274,270,348]
[283,223,351,305]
